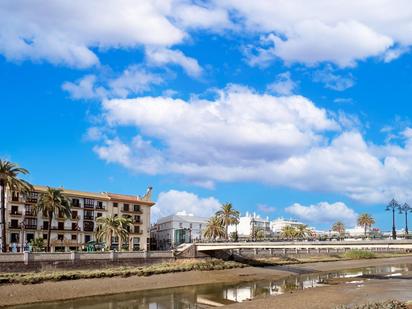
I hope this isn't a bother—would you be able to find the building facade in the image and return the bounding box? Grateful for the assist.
[270,217,306,235]
[151,213,208,250]
[2,185,155,252]
[228,212,271,239]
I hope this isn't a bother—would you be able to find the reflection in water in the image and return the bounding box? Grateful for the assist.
[8,264,412,309]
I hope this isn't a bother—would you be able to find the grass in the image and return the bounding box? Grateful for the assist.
[342,249,376,260]
[336,300,409,309]
[0,259,246,285]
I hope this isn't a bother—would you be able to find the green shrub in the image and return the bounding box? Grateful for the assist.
[336,299,407,308]
[343,250,376,260]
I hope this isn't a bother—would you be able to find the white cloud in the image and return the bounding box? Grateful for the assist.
[63,66,163,100]
[267,72,297,96]
[285,202,358,226]
[151,190,221,221]
[92,85,412,204]
[145,48,202,77]
[313,66,355,91]
[224,1,412,66]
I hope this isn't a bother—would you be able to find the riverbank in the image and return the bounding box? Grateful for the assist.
[0,256,411,307]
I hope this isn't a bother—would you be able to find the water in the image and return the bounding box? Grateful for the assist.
[7,264,412,309]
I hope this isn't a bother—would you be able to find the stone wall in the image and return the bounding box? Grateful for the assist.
[0,251,175,272]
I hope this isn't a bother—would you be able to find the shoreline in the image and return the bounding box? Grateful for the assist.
[0,256,411,307]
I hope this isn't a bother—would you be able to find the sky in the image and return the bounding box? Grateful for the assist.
[1,1,412,231]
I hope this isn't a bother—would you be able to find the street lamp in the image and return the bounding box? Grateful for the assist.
[398,202,411,237]
[20,221,25,252]
[386,199,400,239]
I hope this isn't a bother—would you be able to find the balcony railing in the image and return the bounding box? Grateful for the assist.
[9,224,20,229]
[133,219,142,224]
[83,227,94,232]
[25,224,38,230]
[84,204,94,209]
[25,210,36,216]
[83,215,94,220]
[9,211,22,216]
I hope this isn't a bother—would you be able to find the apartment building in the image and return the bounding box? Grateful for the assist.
[3,185,155,252]
[151,213,208,250]
[228,212,271,239]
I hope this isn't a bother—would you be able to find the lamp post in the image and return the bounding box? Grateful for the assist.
[20,220,25,252]
[386,199,400,239]
[398,202,411,237]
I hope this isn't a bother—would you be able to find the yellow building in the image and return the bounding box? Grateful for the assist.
[4,185,155,252]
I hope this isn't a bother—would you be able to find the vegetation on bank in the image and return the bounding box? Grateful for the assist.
[0,259,245,285]
[342,249,376,259]
[336,300,409,309]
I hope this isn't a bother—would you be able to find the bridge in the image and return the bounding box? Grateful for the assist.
[191,240,412,255]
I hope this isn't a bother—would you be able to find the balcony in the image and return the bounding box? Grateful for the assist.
[25,210,36,217]
[71,203,81,209]
[71,215,80,220]
[83,215,94,220]
[8,223,20,229]
[83,227,94,232]
[9,211,22,216]
[133,228,143,234]
[84,204,94,209]
[133,219,142,224]
[25,224,38,230]
[96,205,105,210]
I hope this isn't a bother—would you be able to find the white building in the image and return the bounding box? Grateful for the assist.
[271,217,306,235]
[152,212,208,250]
[228,212,271,239]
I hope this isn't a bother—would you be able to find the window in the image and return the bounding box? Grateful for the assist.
[96,212,102,218]
[10,233,19,243]
[134,215,140,223]
[71,234,77,240]
[25,205,35,216]
[85,235,91,243]
[27,192,38,203]
[43,234,47,240]
[179,223,183,228]
[97,201,103,209]
[57,234,64,241]
[123,204,129,212]
[84,198,95,209]
[133,237,140,251]
[58,222,64,230]
[84,210,94,220]
[133,204,141,212]
[26,233,34,242]
[24,218,37,229]
[71,210,78,220]
[84,221,94,232]
[11,192,19,202]
[11,206,19,215]
[72,222,78,231]
[113,202,118,207]
[43,221,49,230]
[134,226,140,234]
[71,198,80,207]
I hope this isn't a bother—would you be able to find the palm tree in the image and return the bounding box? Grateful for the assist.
[280,226,297,240]
[35,187,71,252]
[295,224,311,239]
[357,213,375,238]
[332,221,345,239]
[0,160,33,252]
[215,203,240,240]
[203,216,225,240]
[96,215,132,251]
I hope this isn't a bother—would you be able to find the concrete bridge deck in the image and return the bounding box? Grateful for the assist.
[194,240,412,252]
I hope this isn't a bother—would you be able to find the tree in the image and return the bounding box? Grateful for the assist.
[30,237,45,252]
[357,213,375,237]
[0,160,33,252]
[203,216,225,240]
[280,226,297,240]
[215,203,240,240]
[332,221,345,238]
[35,187,71,252]
[96,215,132,251]
[295,224,311,239]
[253,228,265,241]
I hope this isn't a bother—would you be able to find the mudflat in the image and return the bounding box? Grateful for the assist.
[0,256,411,308]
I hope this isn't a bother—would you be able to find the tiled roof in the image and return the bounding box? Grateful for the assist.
[106,193,155,205]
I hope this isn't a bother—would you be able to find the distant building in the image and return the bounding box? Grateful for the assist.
[228,212,271,239]
[152,212,208,250]
[270,217,306,235]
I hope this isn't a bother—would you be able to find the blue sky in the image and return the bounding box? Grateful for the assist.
[1,1,412,231]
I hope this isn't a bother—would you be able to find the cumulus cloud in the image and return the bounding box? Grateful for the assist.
[257,204,276,213]
[91,85,412,204]
[145,48,203,77]
[63,66,163,100]
[151,190,221,221]
[267,72,297,95]
[286,202,358,226]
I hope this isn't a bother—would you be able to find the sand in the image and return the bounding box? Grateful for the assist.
[0,256,411,308]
